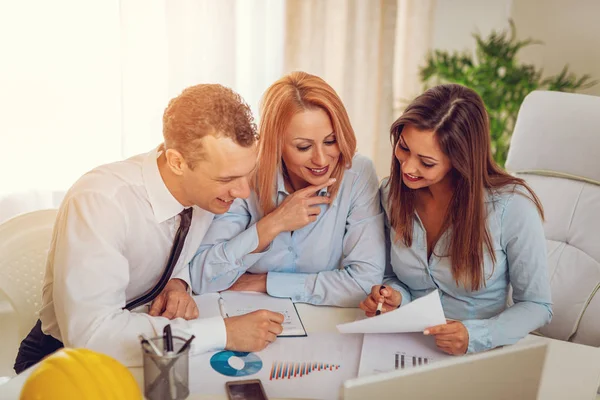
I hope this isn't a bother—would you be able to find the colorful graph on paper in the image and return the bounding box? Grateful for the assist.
[394,352,430,369]
[270,361,340,380]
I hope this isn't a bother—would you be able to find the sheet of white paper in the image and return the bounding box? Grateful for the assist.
[336,290,446,334]
[189,332,363,400]
[357,333,452,377]
[194,292,221,318]
[222,291,306,336]
[194,291,306,336]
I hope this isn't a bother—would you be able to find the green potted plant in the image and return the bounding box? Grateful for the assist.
[420,20,596,167]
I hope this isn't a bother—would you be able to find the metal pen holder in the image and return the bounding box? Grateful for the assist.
[142,335,190,400]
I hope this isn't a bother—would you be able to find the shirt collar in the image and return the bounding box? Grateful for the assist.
[276,169,330,197]
[142,145,185,223]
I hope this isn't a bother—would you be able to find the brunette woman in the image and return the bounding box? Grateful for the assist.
[360,84,552,354]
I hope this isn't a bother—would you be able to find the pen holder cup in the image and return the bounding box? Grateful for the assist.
[142,335,190,400]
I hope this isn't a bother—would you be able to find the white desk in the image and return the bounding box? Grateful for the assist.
[1,304,599,400]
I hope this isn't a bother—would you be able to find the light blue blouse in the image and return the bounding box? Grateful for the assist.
[380,178,553,353]
[189,154,385,307]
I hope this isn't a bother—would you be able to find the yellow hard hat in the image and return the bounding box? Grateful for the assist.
[20,348,142,400]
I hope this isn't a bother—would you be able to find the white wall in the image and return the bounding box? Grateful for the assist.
[0,0,284,200]
[511,0,600,97]
[431,0,512,53]
[0,0,122,194]
[429,0,600,96]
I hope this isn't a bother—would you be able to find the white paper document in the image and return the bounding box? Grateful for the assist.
[190,332,363,400]
[336,290,446,334]
[194,291,307,336]
[358,333,452,377]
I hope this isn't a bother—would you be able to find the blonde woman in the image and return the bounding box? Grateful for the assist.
[189,71,385,307]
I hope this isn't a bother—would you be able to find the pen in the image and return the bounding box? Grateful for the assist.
[164,324,174,353]
[139,337,155,355]
[218,295,229,318]
[163,324,177,399]
[139,334,163,356]
[375,285,387,316]
[176,334,196,355]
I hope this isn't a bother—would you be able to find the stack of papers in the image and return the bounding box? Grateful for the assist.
[335,290,450,378]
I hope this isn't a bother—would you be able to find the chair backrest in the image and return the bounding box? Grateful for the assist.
[0,190,65,225]
[506,90,600,347]
[0,209,58,340]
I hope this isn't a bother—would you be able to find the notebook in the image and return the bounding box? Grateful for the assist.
[194,291,307,337]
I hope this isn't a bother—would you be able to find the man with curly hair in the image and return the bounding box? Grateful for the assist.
[15,84,284,371]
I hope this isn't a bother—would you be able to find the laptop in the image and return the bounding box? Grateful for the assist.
[343,342,548,400]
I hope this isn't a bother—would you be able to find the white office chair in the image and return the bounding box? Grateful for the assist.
[0,209,58,341]
[506,90,600,347]
[0,190,65,225]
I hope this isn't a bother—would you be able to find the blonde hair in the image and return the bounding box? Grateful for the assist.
[255,71,357,215]
[163,84,257,168]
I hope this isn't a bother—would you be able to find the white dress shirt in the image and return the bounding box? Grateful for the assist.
[39,146,226,367]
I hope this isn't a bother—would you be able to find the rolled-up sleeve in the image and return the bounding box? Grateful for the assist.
[189,198,270,294]
[463,190,552,353]
[267,158,386,307]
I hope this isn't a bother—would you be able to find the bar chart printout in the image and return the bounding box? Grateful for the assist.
[270,361,341,380]
[357,333,452,377]
[192,332,362,400]
[394,352,430,369]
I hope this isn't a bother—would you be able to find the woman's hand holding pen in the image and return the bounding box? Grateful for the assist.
[149,278,199,320]
[424,320,469,355]
[359,285,402,317]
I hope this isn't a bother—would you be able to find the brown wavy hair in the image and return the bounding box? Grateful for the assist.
[254,71,357,215]
[387,84,544,291]
[163,84,257,168]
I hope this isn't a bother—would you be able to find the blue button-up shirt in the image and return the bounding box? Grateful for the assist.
[380,178,552,353]
[189,154,385,307]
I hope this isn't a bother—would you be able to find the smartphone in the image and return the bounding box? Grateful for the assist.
[225,379,269,400]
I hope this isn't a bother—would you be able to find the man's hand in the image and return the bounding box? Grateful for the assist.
[228,273,267,293]
[149,278,199,320]
[424,320,469,355]
[224,310,284,352]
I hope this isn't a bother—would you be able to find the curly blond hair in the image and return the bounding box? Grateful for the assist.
[163,84,257,168]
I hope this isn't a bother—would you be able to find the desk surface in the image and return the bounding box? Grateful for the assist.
[1,304,599,400]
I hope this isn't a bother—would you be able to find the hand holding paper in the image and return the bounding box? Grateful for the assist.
[337,290,446,334]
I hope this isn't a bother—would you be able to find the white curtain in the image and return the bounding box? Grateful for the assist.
[0,0,437,222]
[0,0,122,205]
[283,0,398,177]
[121,0,285,156]
[282,0,436,178]
[393,0,437,115]
[0,0,284,223]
